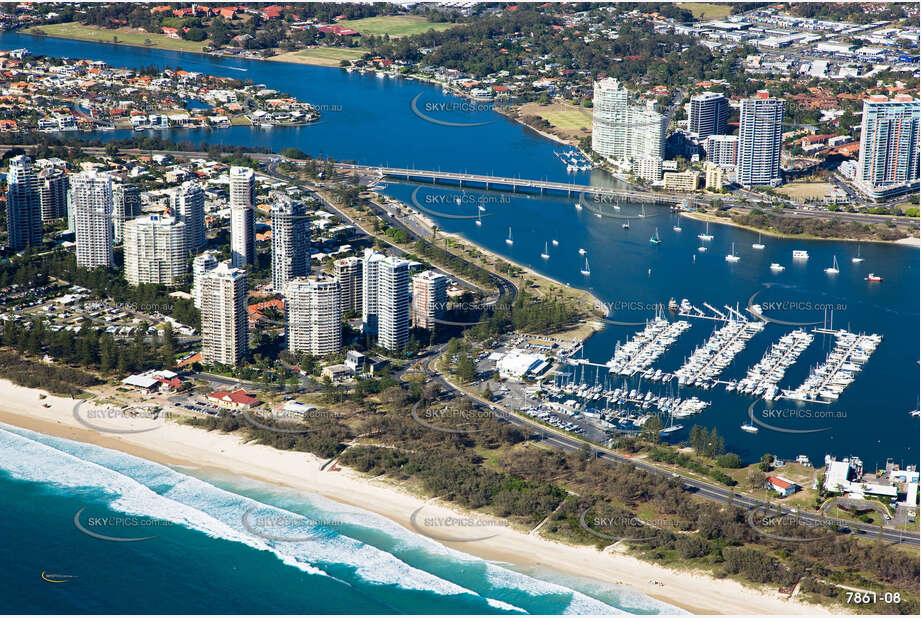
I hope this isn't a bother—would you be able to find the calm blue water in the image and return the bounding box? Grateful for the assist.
[0,422,679,614]
[0,35,916,486]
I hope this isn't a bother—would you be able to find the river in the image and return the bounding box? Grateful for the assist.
[3,32,918,469]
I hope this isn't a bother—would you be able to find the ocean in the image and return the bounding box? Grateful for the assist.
[0,422,681,614]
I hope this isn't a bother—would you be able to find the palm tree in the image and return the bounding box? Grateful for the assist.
[431,224,439,241]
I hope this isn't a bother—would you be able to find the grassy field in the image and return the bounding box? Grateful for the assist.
[270,47,367,67]
[519,102,592,140]
[338,15,457,37]
[677,2,734,20]
[24,23,208,53]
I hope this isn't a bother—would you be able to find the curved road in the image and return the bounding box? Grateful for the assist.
[420,356,918,547]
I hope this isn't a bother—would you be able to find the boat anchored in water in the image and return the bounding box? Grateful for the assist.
[865,273,882,282]
[825,256,839,275]
[792,250,809,260]
[622,222,630,230]
[852,244,864,263]
[574,201,582,211]
[740,423,759,434]
[580,258,591,276]
[552,239,559,246]
[650,228,662,245]
[541,242,550,259]
[752,232,765,250]
[475,211,482,226]
[770,263,785,272]
[506,227,514,246]
[578,248,586,255]
[725,242,740,263]
[698,222,713,241]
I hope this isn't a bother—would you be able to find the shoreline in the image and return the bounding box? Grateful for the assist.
[0,378,829,615]
[681,210,921,247]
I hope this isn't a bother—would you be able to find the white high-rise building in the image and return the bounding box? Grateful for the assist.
[591,78,665,181]
[270,196,309,292]
[361,249,385,335]
[170,180,206,251]
[377,256,410,352]
[199,261,248,366]
[38,167,68,222]
[285,275,342,357]
[736,91,785,188]
[334,256,363,314]
[5,155,41,250]
[688,92,729,140]
[192,251,219,309]
[123,214,188,286]
[112,183,140,244]
[71,170,114,269]
[412,270,447,329]
[855,95,920,199]
[229,166,255,267]
[705,134,739,168]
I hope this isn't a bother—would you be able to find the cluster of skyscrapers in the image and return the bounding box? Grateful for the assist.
[591,78,666,182]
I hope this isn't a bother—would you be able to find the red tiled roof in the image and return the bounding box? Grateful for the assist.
[767,476,794,489]
[208,389,260,407]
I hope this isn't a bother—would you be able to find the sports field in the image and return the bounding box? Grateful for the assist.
[338,16,457,37]
[677,3,734,20]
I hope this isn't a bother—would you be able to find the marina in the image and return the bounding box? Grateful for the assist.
[782,331,882,403]
[606,315,691,378]
[733,329,814,400]
[674,319,766,388]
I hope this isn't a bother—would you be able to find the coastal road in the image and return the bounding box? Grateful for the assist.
[421,356,920,547]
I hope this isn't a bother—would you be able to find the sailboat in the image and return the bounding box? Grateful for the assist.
[622,221,630,230]
[752,232,765,250]
[852,244,864,263]
[580,258,591,276]
[541,242,550,259]
[475,210,482,226]
[505,227,513,246]
[825,255,839,275]
[574,201,582,211]
[639,205,647,218]
[725,242,740,262]
[672,215,682,232]
[649,228,661,245]
[698,221,713,241]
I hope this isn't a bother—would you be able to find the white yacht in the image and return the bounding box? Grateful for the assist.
[825,256,839,275]
[698,222,713,241]
[792,250,809,260]
[725,242,740,263]
[770,263,785,272]
[752,232,765,250]
[505,227,513,246]
[580,258,590,276]
[541,242,550,260]
[852,244,864,263]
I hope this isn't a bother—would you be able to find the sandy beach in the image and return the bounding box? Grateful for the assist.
[0,379,831,615]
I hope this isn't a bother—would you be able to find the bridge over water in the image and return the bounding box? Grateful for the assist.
[333,163,685,205]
